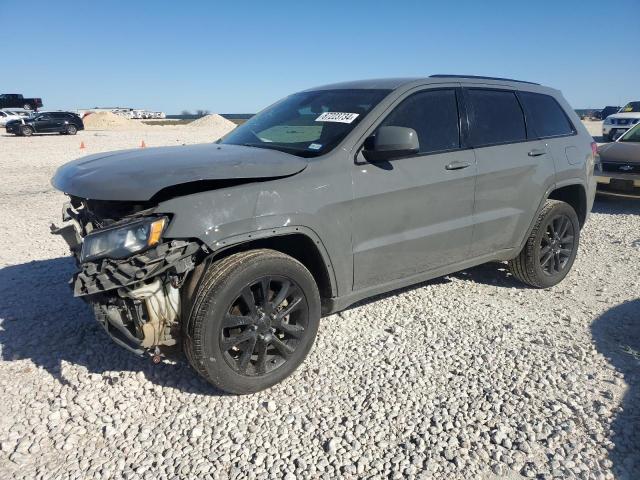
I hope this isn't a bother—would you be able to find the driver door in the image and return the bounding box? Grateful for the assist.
[34,114,55,132]
[351,87,477,290]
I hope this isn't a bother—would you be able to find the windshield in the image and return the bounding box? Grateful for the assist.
[620,123,640,142]
[620,102,640,113]
[220,89,391,157]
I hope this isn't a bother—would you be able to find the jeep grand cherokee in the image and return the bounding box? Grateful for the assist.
[51,75,597,394]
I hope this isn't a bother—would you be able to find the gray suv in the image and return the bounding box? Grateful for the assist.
[51,75,597,394]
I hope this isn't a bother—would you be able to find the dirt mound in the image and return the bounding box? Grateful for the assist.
[83,112,147,130]
[187,114,236,137]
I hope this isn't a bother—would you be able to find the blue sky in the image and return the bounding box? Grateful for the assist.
[1,0,637,113]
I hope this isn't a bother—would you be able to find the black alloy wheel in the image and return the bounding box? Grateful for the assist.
[508,199,580,288]
[184,249,321,394]
[539,214,575,275]
[220,275,308,376]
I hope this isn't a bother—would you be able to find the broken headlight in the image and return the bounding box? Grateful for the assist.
[80,217,167,263]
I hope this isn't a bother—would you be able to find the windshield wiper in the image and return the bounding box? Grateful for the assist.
[239,143,319,158]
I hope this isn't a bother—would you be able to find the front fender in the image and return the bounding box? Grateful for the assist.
[157,168,353,297]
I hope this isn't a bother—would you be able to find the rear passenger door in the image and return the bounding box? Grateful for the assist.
[464,87,555,257]
[50,113,71,131]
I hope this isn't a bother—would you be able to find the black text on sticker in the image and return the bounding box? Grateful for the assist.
[315,112,359,123]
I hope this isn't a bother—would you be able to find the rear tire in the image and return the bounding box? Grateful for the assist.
[508,200,580,288]
[184,249,321,394]
[66,124,78,135]
[20,125,33,137]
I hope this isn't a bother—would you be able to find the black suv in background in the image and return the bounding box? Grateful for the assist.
[5,112,84,136]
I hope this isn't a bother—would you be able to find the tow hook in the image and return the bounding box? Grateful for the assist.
[151,347,162,364]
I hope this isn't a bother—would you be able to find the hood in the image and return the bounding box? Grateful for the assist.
[598,141,640,164]
[51,143,308,201]
[606,112,640,120]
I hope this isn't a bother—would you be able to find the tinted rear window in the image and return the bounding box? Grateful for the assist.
[519,92,574,138]
[379,89,460,154]
[467,89,526,146]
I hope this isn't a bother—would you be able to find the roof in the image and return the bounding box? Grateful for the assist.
[307,75,542,91]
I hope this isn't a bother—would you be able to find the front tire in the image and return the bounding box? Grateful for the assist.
[508,200,580,288]
[184,249,321,394]
[20,125,33,136]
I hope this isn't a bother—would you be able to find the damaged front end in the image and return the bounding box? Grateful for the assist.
[51,197,204,357]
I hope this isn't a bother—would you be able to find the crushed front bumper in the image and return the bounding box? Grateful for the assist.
[72,240,200,297]
[51,207,203,356]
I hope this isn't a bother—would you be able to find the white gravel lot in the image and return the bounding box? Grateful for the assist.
[0,125,639,480]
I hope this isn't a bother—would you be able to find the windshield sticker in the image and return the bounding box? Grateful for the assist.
[308,143,322,150]
[315,112,359,124]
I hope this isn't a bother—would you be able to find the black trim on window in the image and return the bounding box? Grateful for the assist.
[456,87,472,150]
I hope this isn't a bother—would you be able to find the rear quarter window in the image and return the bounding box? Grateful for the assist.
[467,89,526,147]
[518,92,575,138]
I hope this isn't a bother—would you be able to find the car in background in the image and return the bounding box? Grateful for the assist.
[2,108,31,118]
[0,110,22,126]
[0,93,43,111]
[5,111,84,136]
[596,123,640,197]
[600,106,621,122]
[602,102,640,141]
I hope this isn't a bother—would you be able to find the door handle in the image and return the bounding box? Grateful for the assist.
[445,161,471,171]
[528,148,547,157]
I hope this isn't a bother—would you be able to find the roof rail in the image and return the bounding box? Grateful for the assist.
[429,74,540,85]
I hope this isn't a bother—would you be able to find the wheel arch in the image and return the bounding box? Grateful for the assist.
[512,180,588,257]
[182,228,337,319]
[547,182,588,227]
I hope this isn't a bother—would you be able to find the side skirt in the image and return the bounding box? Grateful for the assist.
[321,249,515,316]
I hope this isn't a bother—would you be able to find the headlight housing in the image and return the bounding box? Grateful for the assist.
[80,217,167,263]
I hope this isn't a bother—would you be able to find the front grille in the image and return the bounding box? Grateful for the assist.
[614,118,636,126]
[602,162,640,174]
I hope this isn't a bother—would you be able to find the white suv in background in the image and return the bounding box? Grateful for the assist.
[0,110,22,126]
[602,101,640,141]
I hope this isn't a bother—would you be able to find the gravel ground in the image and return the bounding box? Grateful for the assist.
[0,126,639,480]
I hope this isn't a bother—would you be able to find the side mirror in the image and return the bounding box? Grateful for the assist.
[363,126,419,162]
